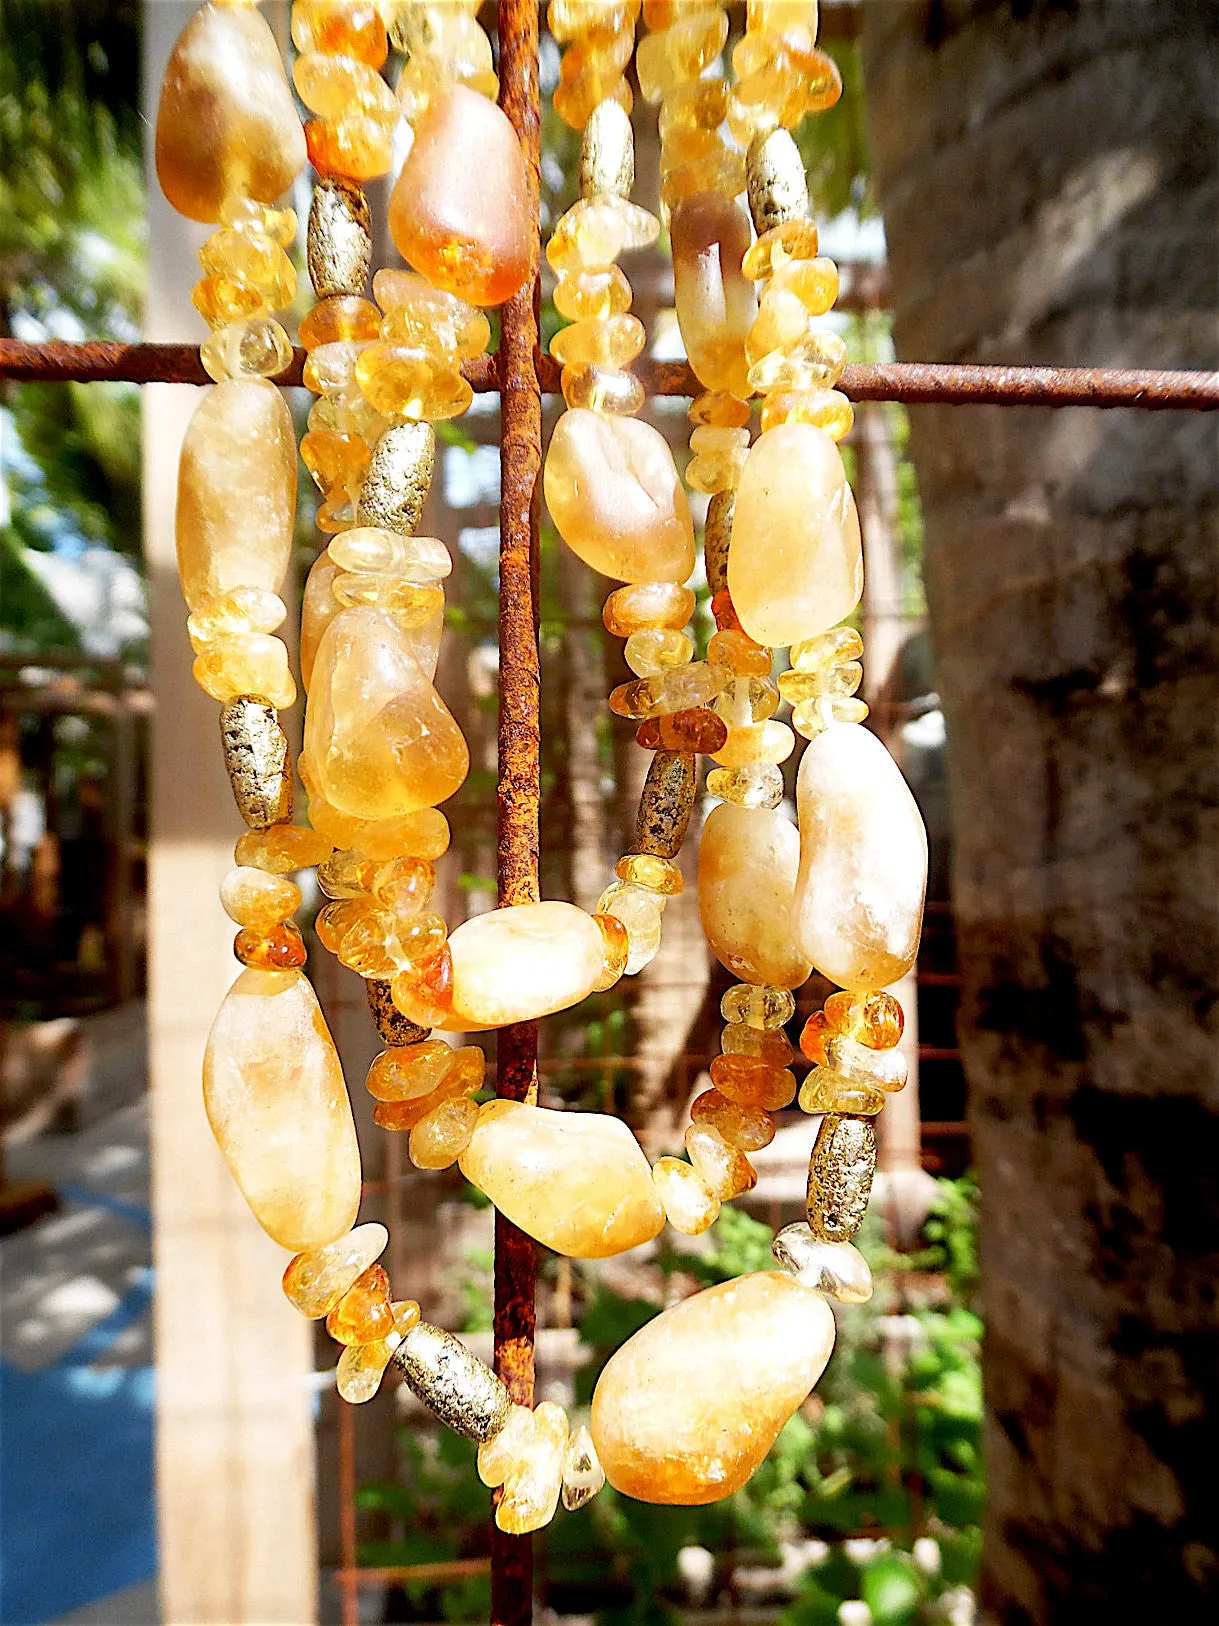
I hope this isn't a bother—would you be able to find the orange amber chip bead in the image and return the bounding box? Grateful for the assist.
[390,946,455,1029]
[305,115,394,182]
[325,1263,395,1346]
[635,709,729,754]
[690,1089,776,1153]
[708,1053,797,1111]
[592,912,630,990]
[299,295,383,350]
[234,921,307,969]
[291,1,388,68]
[799,1010,832,1065]
[721,1022,794,1068]
[710,589,743,633]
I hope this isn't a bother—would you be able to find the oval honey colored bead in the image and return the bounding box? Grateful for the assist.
[156,2,306,223]
[698,803,812,989]
[591,1273,835,1504]
[690,1089,776,1152]
[793,723,928,990]
[203,968,360,1252]
[441,902,604,1030]
[709,1054,797,1110]
[388,85,530,307]
[176,380,297,612]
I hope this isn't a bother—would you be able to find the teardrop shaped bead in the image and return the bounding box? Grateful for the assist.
[793,723,928,989]
[282,1223,389,1318]
[544,410,695,584]
[388,85,530,308]
[697,803,812,989]
[458,1100,665,1259]
[203,968,360,1252]
[590,1273,835,1504]
[727,423,863,649]
[442,902,605,1030]
[304,606,469,820]
[156,2,306,223]
[670,190,758,399]
[176,380,297,612]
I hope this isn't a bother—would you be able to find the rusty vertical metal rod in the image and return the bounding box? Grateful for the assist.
[492,0,542,1621]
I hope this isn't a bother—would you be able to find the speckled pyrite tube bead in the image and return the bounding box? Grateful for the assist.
[806,1114,877,1244]
[394,1322,512,1443]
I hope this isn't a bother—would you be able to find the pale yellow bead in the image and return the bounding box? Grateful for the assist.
[220,866,301,933]
[698,803,812,989]
[652,1156,720,1235]
[443,902,605,1030]
[496,1402,569,1534]
[408,1095,480,1169]
[477,1403,536,1487]
[282,1223,389,1318]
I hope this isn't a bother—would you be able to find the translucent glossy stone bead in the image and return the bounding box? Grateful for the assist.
[728,424,862,649]
[741,219,820,283]
[299,297,381,353]
[721,982,794,1029]
[302,339,371,396]
[293,50,399,126]
[477,1402,536,1488]
[187,586,287,647]
[652,1156,720,1235]
[591,912,630,991]
[635,709,728,754]
[342,807,451,865]
[661,149,747,213]
[722,1022,793,1067]
[709,587,742,632]
[388,86,530,307]
[336,1337,397,1404]
[824,1034,909,1094]
[609,662,728,720]
[282,1223,389,1318]
[193,632,295,711]
[560,364,646,416]
[497,1402,570,1534]
[176,380,296,611]
[554,265,632,321]
[712,675,781,728]
[706,763,784,809]
[685,1123,756,1201]
[712,721,795,769]
[305,113,395,182]
[687,426,751,495]
[634,750,696,858]
[201,317,293,382]
[690,1089,775,1153]
[772,1224,873,1304]
[697,803,811,988]
[305,606,469,820]
[791,696,870,740]
[221,867,301,934]
[615,854,683,896]
[778,662,863,707]
[690,390,752,431]
[793,723,928,989]
[376,273,492,362]
[749,329,849,396]
[326,1263,395,1345]
[366,1040,483,1103]
[852,991,905,1050]
[603,583,696,638]
[545,410,695,584]
[203,968,360,1251]
[709,1053,796,1111]
[790,626,864,672]
[234,824,334,874]
[388,947,456,1031]
[156,3,306,222]
[591,1272,835,1504]
[624,628,694,678]
[562,1425,606,1512]
[761,387,854,440]
[408,1095,480,1170]
[596,881,665,974]
[439,902,603,1030]
[355,344,473,422]
[292,1,389,66]
[234,921,308,969]
[550,314,646,370]
[545,197,659,274]
[670,191,757,399]
[459,1101,665,1259]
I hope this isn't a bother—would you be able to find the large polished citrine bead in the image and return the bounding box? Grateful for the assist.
[442,903,605,1029]
[388,85,530,308]
[670,190,757,400]
[591,1273,835,1503]
[793,722,928,989]
[156,3,306,223]
[727,423,862,649]
[176,380,296,612]
[459,1101,664,1259]
[203,968,360,1252]
[697,803,811,989]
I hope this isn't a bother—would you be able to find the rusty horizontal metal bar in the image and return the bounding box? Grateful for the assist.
[1,339,1215,409]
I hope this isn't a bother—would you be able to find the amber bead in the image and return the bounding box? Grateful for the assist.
[282,1223,388,1319]
[300,295,383,350]
[609,662,728,720]
[603,582,696,637]
[684,1123,757,1202]
[356,344,473,421]
[615,853,683,896]
[712,720,795,768]
[800,1010,832,1066]
[293,51,398,126]
[720,982,794,1029]
[722,1021,793,1068]
[305,115,395,182]
[390,947,456,1030]
[375,272,491,360]
[366,1040,482,1104]
[550,313,646,370]
[798,1067,885,1119]
[854,991,905,1051]
[191,273,267,331]
[635,708,728,755]
[625,628,694,677]
[709,1053,796,1111]
[326,1264,395,1345]
[634,750,696,858]
[710,588,742,632]
[220,867,301,933]
[235,825,333,874]
[561,363,645,416]
[316,850,379,899]
[689,389,752,430]
[409,1096,480,1170]
[554,266,632,321]
[761,387,854,441]
[707,630,771,677]
[690,1089,775,1153]
[292,1,389,67]
[591,912,630,991]
[234,921,308,969]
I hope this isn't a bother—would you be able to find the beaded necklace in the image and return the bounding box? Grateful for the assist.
[156,0,927,1531]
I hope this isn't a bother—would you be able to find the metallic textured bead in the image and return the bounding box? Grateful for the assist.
[633,750,696,859]
[703,490,735,595]
[357,422,436,537]
[394,1322,512,1442]
[579,99,634,201]
[746,129,809,237]
[366,979,429,1048]
[806,1114,876,1243]
[307,179,372,299]
[219,696,293,829]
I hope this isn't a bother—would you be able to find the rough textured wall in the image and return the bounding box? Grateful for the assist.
[861,2,1218,1619]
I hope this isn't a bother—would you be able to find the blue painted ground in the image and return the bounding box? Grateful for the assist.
[0,1244,157,1625]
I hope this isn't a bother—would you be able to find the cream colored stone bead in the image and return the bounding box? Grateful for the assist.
[652,1156,720,1235]
[591,1273,835,1504]
[793,723,928,989]
[408,1095,480,1169]
[203,968,360,1252]
[442,902,605,1030]
[697,803,812,989]
[727,423,862,648]
[544,409,695,584]
[282,1223,389,1318]
[304,606,469,820]
[176,380,297,612]
[458,1100,665,1259]
[496,1402,570,1534]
